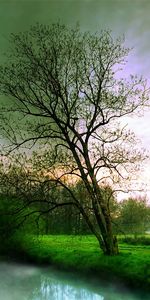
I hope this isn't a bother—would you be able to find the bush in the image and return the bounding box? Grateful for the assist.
[120,235,150,245]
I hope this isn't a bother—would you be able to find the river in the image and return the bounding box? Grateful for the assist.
[0,262,149,300]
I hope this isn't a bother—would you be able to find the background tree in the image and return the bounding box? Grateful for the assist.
[117,197,150,236]
[0,23,149,255]
[0,157,46,243]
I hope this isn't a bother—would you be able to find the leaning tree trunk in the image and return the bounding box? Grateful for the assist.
[88,178,119,255]
[84,181,119,255]
[81,190,119,255]
[93,194,119,255]
[98,211,119,255]
[79,191,119,255]
[67,140,119,255]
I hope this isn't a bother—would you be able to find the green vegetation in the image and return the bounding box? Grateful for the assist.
[4,234,150,291]
[119,235,150,245]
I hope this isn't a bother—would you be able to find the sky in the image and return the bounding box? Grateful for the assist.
[0,0,150,200]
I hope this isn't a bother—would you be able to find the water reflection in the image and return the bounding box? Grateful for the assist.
[33,277,103,300]
[0,262,149,300]
[0,263,103,300]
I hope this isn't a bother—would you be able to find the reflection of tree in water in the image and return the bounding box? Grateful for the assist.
[1,264,145,300]
[31,276,103,300]
[0,263,103,300]
[31,275,148,300]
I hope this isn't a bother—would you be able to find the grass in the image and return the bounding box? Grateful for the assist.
[7,234,150,291]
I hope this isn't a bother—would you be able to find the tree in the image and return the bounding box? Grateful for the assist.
[118,197,150,235]
[0,158,45,241]
[0,23,149,255]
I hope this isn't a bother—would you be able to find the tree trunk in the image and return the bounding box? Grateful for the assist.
[89,189,119,255]
[93,180,119,255]
[99,229,119,255]
[97,207,119,255]
[79,199,119,255]
[95,221,119,255]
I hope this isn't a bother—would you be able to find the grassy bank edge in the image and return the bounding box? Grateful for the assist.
[1,234,150,292]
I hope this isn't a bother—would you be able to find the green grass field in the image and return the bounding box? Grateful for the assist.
[9,234,150,291]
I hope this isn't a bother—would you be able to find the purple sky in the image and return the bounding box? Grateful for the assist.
[0,0,150,200]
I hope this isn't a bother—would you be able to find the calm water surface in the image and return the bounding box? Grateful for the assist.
[0,262,149,300]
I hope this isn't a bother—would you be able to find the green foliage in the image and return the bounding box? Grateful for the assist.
[119,235,150,245]
[117,197,150,235]
[0,194,45,254]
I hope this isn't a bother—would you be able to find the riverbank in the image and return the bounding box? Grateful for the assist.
[1,234,150,292]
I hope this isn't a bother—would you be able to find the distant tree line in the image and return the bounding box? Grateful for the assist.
[0,158,150,240]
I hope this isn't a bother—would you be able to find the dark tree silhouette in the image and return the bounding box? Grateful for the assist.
[0,23,149,255]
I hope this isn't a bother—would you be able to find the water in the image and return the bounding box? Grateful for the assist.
[0,262,149,300]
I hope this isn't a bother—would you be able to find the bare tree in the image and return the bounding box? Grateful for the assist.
[0,23,149,255]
